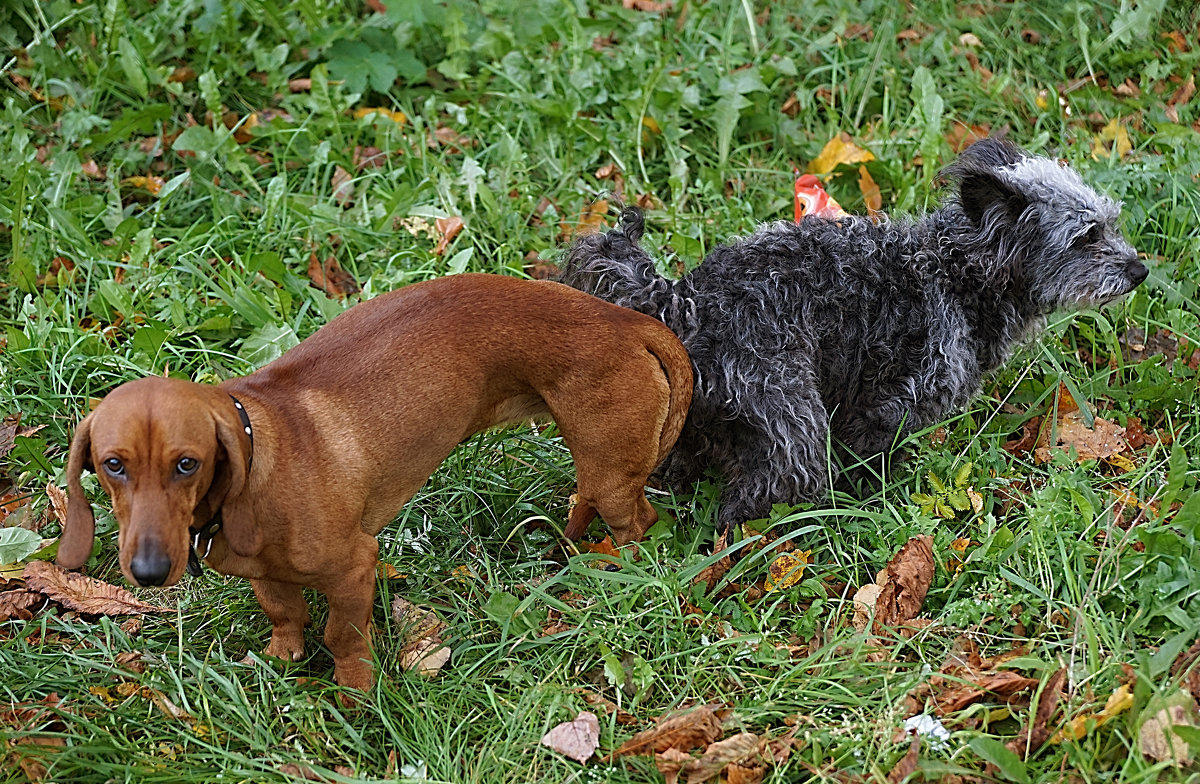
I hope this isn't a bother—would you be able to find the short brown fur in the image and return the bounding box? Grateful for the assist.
[59,274,692,691]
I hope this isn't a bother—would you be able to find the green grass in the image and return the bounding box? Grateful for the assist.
[2,0,1200,781]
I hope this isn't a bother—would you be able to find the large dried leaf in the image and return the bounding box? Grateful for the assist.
[540,711,600,763]
[1139,691,1198,766]
[886,733,920,783]
[391,597,451,676]
[1006,669,1065,758]
[0,588,45,621]
[559,200,610,242]
[1034,411,1129,464]
[933,670,1041,716]
[874,535,934,630]
[330,165,354,207]
[22,560,170,615]
[306,254,360,299]
[610,705,724,758]
[765,550,809,593]
[680,732,761,784]
[45,483,68,528]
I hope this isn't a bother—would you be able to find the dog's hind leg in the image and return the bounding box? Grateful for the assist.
[714,379,833,538]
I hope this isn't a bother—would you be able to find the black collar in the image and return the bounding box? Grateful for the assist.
[187,393,253,577]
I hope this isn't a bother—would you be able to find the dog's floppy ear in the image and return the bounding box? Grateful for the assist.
[58,414,96,569]
[212,405,263,558]
[942,139,1029,228]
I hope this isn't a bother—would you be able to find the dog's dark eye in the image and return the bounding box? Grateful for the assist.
[176,457,199,476]
[103,458,125,477]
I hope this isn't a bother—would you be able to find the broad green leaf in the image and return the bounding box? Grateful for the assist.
[969,737,1029,783]
[0,527,41,565]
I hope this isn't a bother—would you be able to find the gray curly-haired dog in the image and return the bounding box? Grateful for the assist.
[560,138,1147,538]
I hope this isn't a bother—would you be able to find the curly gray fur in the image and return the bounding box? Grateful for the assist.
[560,138,1147,536]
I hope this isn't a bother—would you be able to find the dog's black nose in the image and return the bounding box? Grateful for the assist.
[1127,260,1148,285]
[130,549,172,586]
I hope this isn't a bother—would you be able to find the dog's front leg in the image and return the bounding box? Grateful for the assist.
[251,578,310,662]
[318,536,379,694]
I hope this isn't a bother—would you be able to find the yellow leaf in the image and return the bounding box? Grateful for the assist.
[352,107,408,125]
[807,133,875,175]
[377,562,407,580]
[857,165,882,214]
[121,176,165,195]
[765,550,810,592]
[1092,118,1132,160]
[641,115,661,135]
[1052,683,1134,743]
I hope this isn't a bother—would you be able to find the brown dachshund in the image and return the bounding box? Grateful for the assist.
[58,273,692,692]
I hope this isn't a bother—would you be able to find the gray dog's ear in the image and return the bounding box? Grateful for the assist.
[58,414,96,569]
[942,137,1029,227]
[212,408,263,558]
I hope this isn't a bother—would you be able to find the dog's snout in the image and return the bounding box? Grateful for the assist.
[130,548,172,586]
[1126,259,1148,286]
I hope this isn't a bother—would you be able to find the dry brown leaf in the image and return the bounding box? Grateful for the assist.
[726,762,767,784]
[559,200,610,242]
[0,589,45,621]
[353,145,387,170]
[278,762,357,781]
[330,165,354,208]
[874,535,934,631]
[1139,693,1198,766]
[1034,411,1129,464]
[1171,638,1200,702]
[851,583,883,631]
[1007,669,1065,758]
[114,650,148,674]
[886,732,920,783]
[0,413,20,461]
[656,747,692,784]
[595,163,625,201]
[945,122,991,152]
[434,216,465,256]
[45,483,68,529]
[540,711,600,763]
[681,732,761,783]
[933,670,1041,716]
[430,125,473,152]
[288,78,312,92]
[577,688,638,726]
[610,705,724,759]
[391,597,450,676]
[624,0,671,11]
[22,560,170,615]
[306,254,360,299]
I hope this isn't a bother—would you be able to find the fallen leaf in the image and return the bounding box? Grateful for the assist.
[610,705,724,759]
[22,560,170,615]
[945,122,991,152]
[1161,30,1188,53]
[765,550,810,592]
[376,562,407,580]
[1139,692,1197,766]
[306,254,360,299]
[851,583,883,631]
[45,483,68,529]
[121,175,165,196]
[655,747,692,784]
[0,588,45,621]
[1033,412,1129,464]
[1171,638,1200,703]
[1007,669,1065,758]
[595,163,625,201]
[576,688,638,725]
[391,597,451,677]
[874,535,934,631]
[886,732,920,783]
[430,125,473,152]
[1052,683,1133,743]
[857,165,882,216]
[353,145,388,170]
[624,0,672,12]
[434,216,464,256]
[540,711,600,763]
[806,133,875,175]
[330,165,354,208]
[680,732,762,784]
[288,78,312,92]
[352,106,407,125]
[934,670,1041,716]
[559,200,610,242]
[1091,118,1132,160]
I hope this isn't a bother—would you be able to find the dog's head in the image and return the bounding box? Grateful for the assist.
[942,137,1147,310]
[58,377,259,588]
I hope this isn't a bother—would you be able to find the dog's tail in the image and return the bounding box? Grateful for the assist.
[642,326,694,470]
[559,207,681,329]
